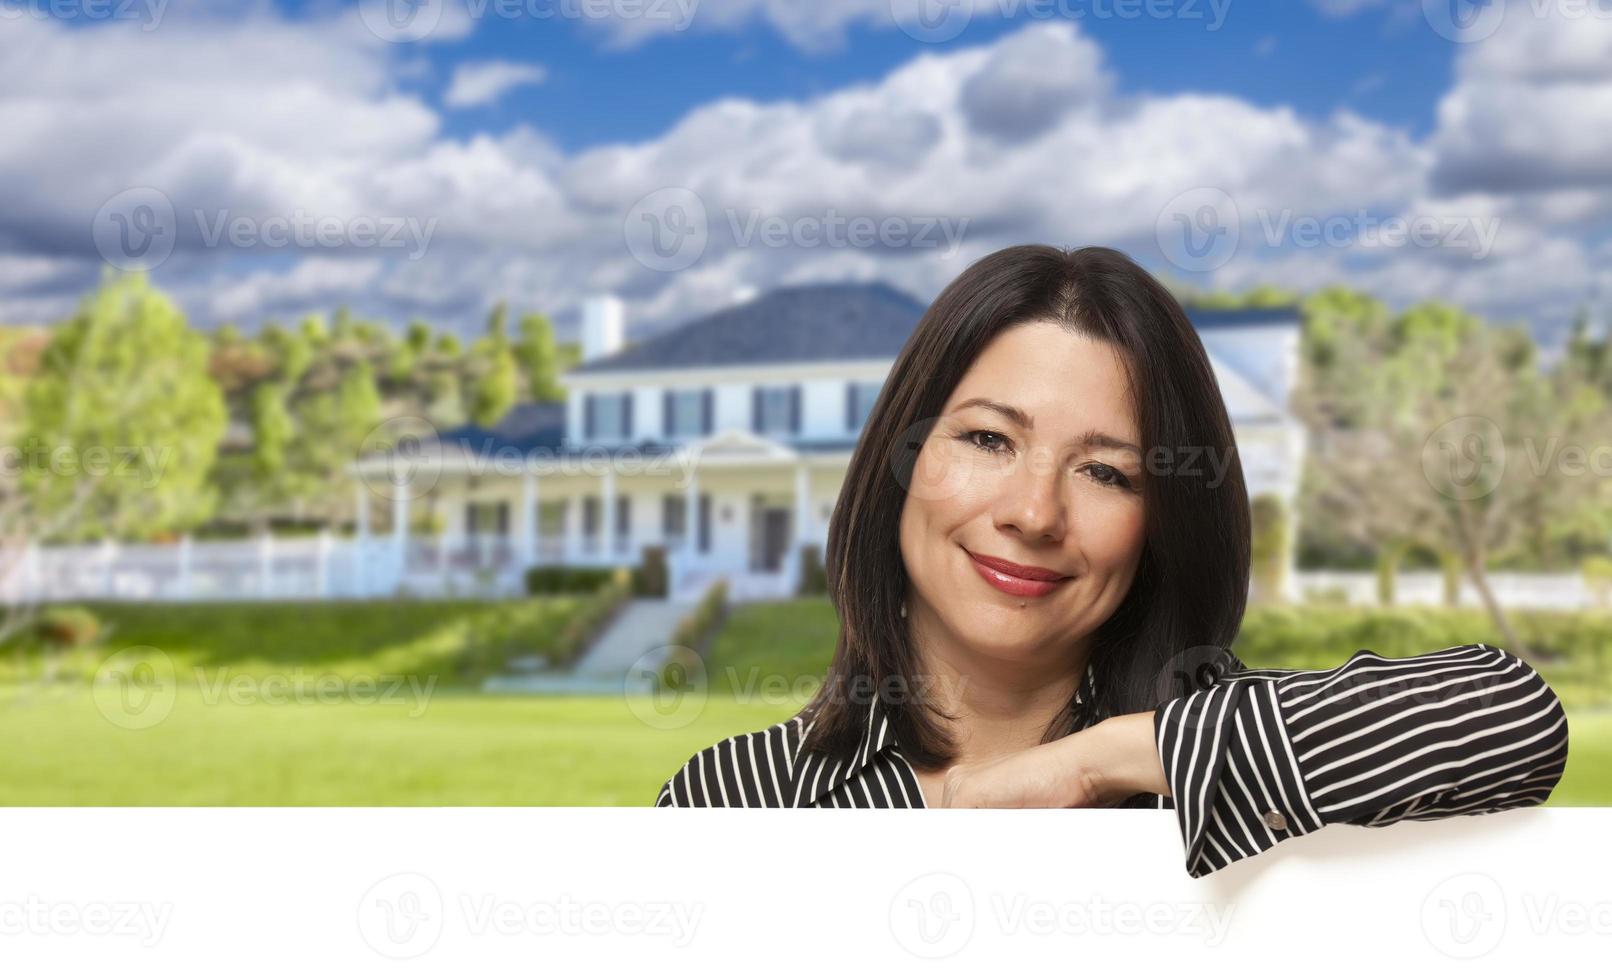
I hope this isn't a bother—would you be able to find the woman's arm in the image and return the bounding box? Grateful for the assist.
[1152,642,1569,877]
[937,643,1569,878]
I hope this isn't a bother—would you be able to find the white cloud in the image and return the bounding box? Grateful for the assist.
[443,60,548,109]
[0,7,1603,352]
[1430,6,1612,193]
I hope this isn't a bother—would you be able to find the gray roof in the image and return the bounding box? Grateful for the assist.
[442,401,566,454]
[436,285,1302,459]
[568,282,929,374]
[568,281,1296,376]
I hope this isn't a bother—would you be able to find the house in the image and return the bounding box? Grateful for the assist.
[349,283,1306,601]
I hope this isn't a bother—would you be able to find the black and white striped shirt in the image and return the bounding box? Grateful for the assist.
[655,643,1570,878]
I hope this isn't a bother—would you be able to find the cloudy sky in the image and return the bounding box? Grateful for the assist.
[2,0,1609,348]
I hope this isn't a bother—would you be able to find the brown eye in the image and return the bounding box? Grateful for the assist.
[960,430,1010,455]
[1086,462,1135,491]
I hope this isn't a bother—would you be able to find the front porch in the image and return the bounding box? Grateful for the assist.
[351,429,849,601]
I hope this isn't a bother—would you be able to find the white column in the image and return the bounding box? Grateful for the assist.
[684,470,699,560]
[519,471,537,568]
[565,493,581,563]
[794,461,811,544]
[601,467,617,560]
[176,534,193,599]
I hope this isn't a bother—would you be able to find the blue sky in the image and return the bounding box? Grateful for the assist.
[1,0,1608,347]
[391,1,1457,150]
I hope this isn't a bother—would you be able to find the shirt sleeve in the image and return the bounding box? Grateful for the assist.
[1153,642,1570,879]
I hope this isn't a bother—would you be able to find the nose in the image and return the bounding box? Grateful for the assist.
[992,445,1067,543]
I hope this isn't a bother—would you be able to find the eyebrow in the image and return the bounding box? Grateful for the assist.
[951,397,1142,456]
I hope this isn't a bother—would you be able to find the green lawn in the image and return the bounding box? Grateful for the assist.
[0,596,1607,805]
[0,684,800,805]
[1,684,1604,805]
[2,596,609,686]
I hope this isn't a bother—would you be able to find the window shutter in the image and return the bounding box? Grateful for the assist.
[622,392,634,439]
[751,387,762,433]
[790,385,801,434]
[583,394,595,440]
[698,493,710,553]
[663,390,673,438]
[702,388,713,434]
[617,496,630,537]
[845,383,855,431]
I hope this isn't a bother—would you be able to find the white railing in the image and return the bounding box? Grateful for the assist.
[6,534,1606,609]
[1292,570,1602,611]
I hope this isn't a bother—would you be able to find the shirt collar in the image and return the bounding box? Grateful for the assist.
[800,657,1100,806]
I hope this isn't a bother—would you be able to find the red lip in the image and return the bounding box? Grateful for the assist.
[963,547,1073,599]
[964,549,1071,581]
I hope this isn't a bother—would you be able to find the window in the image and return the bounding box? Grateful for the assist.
[752,385,800,435]
[662,494,708,552]
[662,494,687,537]
[465,501,509,535]
[663,389,704,438]
[846,381,881,431]
[584,392,632,439]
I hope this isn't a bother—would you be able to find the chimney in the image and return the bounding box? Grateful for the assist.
[581,294,625,362]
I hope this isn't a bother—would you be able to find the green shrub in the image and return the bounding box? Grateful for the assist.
[36,606,102,649]
[634,545,668,597]
[663,579,728,690]
[550,578,633,667]
[797,543,827,596]
[525,565,621,594]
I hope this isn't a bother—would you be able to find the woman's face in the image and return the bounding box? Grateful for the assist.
[898,319,1148,667]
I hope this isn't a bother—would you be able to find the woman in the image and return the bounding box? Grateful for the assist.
[653,245,1570,879]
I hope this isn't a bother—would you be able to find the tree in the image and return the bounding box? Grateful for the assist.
[22,270,227,541]
[288,360,382,524]
[249,383,294,492]
[468,344,518,427]
[516,312,565,401]
[261,321,313,385]
[1293,296,1607,660]
[486,300,508,344]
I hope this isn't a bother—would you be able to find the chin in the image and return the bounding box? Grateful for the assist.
[950,612,1054,662]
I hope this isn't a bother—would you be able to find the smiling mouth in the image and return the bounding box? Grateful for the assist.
[961,546,1073,599]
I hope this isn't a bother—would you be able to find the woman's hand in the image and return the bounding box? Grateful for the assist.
[937,710,1170,808]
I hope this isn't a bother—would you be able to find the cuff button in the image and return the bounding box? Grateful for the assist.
[1263,810,1288,831]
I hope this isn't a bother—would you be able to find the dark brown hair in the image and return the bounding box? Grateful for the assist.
[799,245,1250,770]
